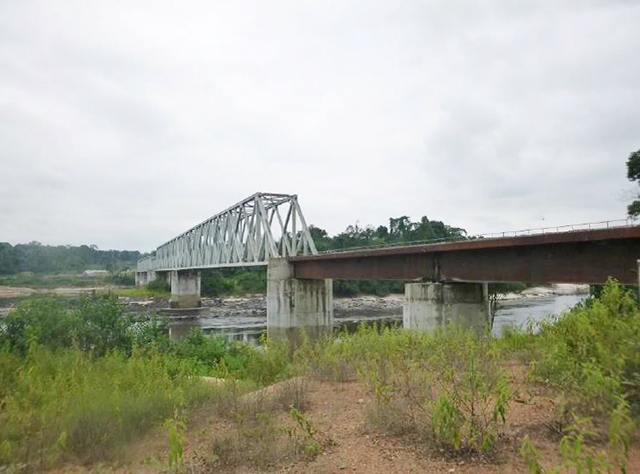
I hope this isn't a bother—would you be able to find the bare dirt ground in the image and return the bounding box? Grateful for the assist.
[56,373,640,474]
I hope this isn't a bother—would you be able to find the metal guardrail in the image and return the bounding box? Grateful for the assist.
[479,218,637,239]
[316,218,639,255]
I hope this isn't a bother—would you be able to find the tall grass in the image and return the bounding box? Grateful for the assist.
[0,295,293,470]
[0,344,211,468]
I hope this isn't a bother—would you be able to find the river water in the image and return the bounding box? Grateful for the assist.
[491,293,587,336]
[168,293,589,342]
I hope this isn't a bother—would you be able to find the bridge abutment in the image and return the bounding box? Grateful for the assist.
[170,270,201,309]
[403,282,490,332]
[267,258,333,344]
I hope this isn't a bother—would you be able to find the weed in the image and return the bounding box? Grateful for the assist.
[352,325,511,453]
[275,377,310,412]
[288,405,322,457]
[520,396,634,473]
[165,410,187,472]
[211,412,299,469]
[520,435,543,474]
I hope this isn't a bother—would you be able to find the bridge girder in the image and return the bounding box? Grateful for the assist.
[289,226,640,285]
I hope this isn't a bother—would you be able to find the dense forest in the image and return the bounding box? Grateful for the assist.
[309,215,466,251]
[0,242,143,275]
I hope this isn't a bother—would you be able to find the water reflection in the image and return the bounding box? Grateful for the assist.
[166,293,588,343]
[168,315,402,343]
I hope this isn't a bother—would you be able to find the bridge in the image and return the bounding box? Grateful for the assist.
[137,193,640,339]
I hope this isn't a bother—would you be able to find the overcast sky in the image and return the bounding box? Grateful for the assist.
[1,1,639,251]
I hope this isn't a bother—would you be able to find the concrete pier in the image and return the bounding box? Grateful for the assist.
[403,282,490,332]
[135,270,157,287]
[170,270,201,309]
[267,258,333,343]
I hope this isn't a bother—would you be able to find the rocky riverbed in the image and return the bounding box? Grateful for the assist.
[0,284,589,320]
[120,294,405,319]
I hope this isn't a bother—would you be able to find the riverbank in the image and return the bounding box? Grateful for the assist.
[2,281,637,472]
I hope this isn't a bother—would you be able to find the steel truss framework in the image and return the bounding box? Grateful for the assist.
[138,193,317,272]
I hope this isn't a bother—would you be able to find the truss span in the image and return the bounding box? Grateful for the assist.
[138,193,317,272]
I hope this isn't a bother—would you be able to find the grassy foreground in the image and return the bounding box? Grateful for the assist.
[0,296,291,470]
[0,280,639,472]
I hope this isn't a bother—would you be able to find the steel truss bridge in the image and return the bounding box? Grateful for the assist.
[138,193,640,285]
[138,193,317,272]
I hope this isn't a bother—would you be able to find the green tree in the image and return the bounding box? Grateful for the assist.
[626,149,640,217]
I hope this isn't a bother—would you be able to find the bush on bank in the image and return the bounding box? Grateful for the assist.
[500,278,640,416]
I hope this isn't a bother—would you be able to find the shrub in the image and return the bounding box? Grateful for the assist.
[167,329,292,385]
[235,270,266,294]
[363,327,510,453]
[0,296,148,357]
[201,272,235,297]
[170,329,230,374]
[0,297,76,355]
[520,396,634,473]
[530,279,640,415]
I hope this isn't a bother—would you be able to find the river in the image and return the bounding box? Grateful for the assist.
[167,292,589,342]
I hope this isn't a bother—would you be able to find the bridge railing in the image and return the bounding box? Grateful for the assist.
[315,218,639,255]
[479,218,637,239]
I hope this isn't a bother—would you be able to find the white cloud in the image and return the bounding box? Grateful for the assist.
[0,0,639,250]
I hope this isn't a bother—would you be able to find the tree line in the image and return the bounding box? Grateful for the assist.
[309,215,466,252]
[0,242,143,275]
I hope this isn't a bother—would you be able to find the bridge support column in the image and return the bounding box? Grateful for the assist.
[135,270,157,288]
[170,270,201,309]
[403,282,490,332]
[267,258,333,344]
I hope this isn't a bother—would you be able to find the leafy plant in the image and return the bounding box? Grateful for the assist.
[165,410,187,471]
[520,397,634,474]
